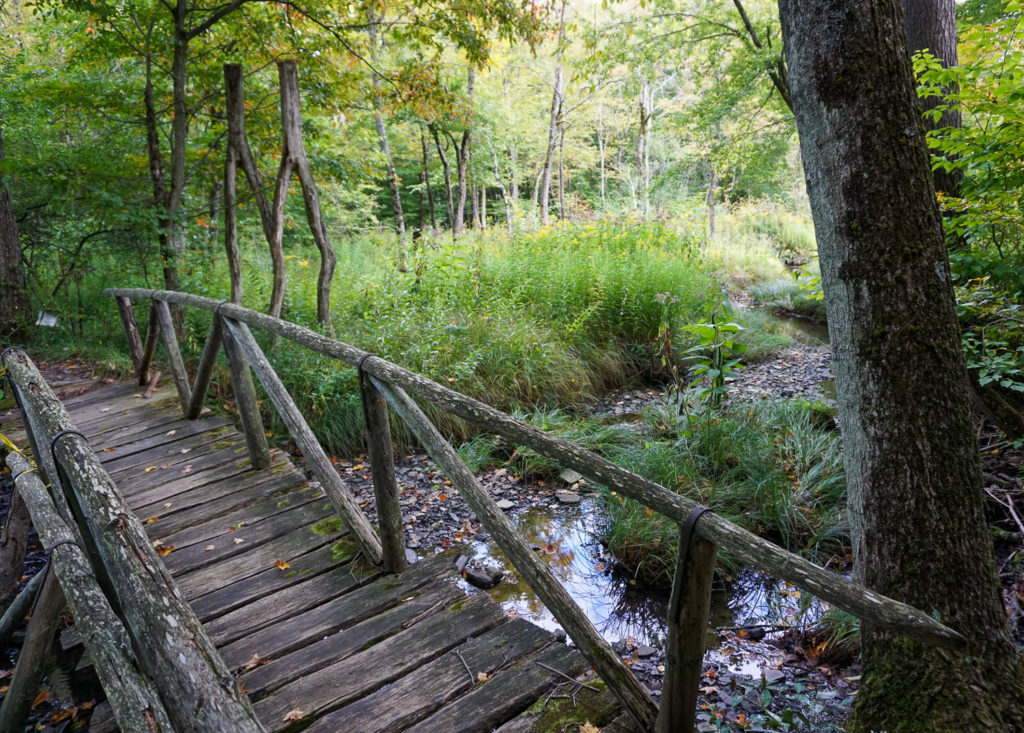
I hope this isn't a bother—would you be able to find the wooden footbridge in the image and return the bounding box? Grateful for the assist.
[0,290,965,733]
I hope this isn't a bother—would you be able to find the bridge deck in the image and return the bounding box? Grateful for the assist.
[2,379,630,732]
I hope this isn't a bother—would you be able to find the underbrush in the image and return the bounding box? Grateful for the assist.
[180,218,719,453]
[599,394,846,587]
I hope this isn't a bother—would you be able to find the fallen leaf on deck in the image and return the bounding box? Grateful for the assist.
[144,466,157,473]
[476,672,490,682]
[579,724,600,733]
[156,545,175,556]
[204,545,215,551]
[274,560,291,571]
[180,448,191,454]
[145,516,159,524]
[239,653,264,673]
[163,502,172,509]
[166,430,176,436]
[233,538,244,544]
[100,408,110,412]
[282,709,304,722]
[102,447,114,452]
[182,465,192,474]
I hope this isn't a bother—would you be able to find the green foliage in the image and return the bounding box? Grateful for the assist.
[915,2,1024,254]
[956,277,1024,393]
[731,201,817,267]
[683,300,747,406]
[601,395,846,586]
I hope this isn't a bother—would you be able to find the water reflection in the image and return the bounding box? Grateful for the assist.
[469,498,825,652]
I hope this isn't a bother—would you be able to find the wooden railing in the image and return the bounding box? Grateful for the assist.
[104,288,966,733]
[1,348,264,733]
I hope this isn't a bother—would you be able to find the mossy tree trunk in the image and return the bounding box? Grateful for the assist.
[0,128,31,340]
[777,0,1024,728]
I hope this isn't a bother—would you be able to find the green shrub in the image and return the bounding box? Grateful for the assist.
[600,394,846,586]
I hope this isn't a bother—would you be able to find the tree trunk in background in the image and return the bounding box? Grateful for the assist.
[778,1,1024,728]
[479,185,486,229]
[494,151,513,233]
[0,128,30,340]
[598,103,607,210]
[420,129,437,230]
[557,122,566,219]
[540,0,567,225]
[509,146,519,202]
[705,165,718,239]
[453,66,475,238]
[276,60,336,328]
[367,7,407,267]
[430,126,455,236]
[903,0,961,197]
[637,78,653,215]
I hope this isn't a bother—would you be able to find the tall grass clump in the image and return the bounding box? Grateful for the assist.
[600,394,846,586]
[173,218,718,454]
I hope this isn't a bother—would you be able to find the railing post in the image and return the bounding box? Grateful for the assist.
[218,316,271,470]
[187,318,223,419]
[220,317,384,566]
[370,376,660,731]
[153,299,191,409]
[657,513,718,733]
[138,300,160,386]
[115,296,145,375]
[0,571,65,733]
[359,367,406,573]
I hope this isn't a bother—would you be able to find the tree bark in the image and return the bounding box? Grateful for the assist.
[367,8,407,265]
[0,128,30,340]
[778,1,1024,728]
[539,0,567,226]
[277,60,336,328]
[453,66,475,238]
[903,0,961,197]
[430,125,455,235]
[420,129,437,230]
[637,78,653,216]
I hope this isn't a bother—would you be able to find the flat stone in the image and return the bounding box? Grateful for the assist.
[762,668,786,683]
[559,469,583,484]
[496,499,515,510]
[636,645,657,658]
[555,491,581,504]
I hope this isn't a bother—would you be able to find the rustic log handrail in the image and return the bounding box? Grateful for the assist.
[2,349,265,733]
[104,288,969,731]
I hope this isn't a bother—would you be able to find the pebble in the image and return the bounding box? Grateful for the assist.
[496,499,515,510]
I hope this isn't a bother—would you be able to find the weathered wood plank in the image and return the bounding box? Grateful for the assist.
[111,437,245,487]
[99,423,235,474]
[141,471,307,537]
[120,451,262,506]
[224,555,451,675]
[403,641,588,733]
[233,578,462,692]
[255,591,505,731]
[190,541,347,621]
[175,521,347,599]
[156,484,323,551]
[308,619,554,733]
[210,559,377,654]
[92,416,234,461]
[163,500,335,575]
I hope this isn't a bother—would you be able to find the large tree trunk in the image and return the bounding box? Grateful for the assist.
[903,0,961,197]
[778,1,1024,729]
[0,128,31,340]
